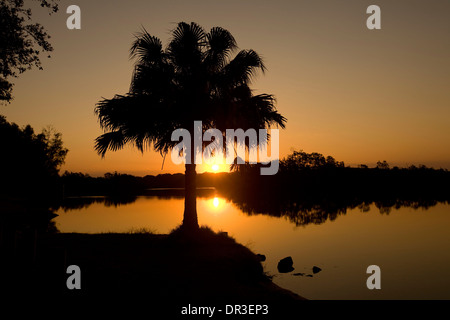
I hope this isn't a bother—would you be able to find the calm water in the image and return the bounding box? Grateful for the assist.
[54,194,450,300]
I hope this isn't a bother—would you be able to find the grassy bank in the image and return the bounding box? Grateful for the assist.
[2,225,304,315]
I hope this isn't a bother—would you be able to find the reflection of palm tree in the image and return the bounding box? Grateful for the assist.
[94,22,286,229]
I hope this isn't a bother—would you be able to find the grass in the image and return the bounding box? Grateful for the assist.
[3,224,304,300]
[1,221,306,318]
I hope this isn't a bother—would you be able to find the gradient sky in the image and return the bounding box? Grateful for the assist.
[2,0,450,176]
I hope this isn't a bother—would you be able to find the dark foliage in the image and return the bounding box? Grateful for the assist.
[0,0,59,103]
[220,150,450,226]
[0,115,68,198]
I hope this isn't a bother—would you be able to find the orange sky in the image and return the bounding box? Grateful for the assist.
[2,0,450,176]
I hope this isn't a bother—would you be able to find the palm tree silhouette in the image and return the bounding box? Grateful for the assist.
[94,22,286,230]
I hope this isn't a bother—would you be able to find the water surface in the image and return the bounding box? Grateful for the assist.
[54,194,450,300]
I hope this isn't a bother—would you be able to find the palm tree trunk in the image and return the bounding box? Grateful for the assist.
[183,163,199,229]
[182,123,199,230]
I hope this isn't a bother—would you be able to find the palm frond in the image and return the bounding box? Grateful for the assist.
[130,27,164,65]
[250,94,286,129]
[205,27,237,71]
[95,130,129,157]
[130,63,174,95]
[95,94,147,131]
[167,22,206,70]
[223,49,266,85]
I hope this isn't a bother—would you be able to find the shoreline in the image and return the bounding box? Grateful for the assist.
[2,226,305,313]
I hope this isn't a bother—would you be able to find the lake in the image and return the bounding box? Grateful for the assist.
[54,193,450,300]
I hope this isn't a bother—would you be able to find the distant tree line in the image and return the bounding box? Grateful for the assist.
[60,171,227,197]
[60,149,450,202]
[218,150,450,216]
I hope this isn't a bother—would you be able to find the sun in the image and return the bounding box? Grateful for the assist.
[212,164,219,172]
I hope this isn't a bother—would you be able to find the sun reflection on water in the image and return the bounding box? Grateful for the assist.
[206,196,227,214]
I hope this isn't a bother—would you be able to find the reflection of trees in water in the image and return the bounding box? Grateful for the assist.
[57,188,217,211]
[227,197,353,226]
[218,163,450,227]
[373,199,444,215]
[58,197,106,211]
[56,190,449,227]
[225,194,449,227]
[57,196,137,211]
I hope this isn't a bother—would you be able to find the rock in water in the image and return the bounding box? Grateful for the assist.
[277,256,294,273]
[312,266,322,274]
[256,254,266,262]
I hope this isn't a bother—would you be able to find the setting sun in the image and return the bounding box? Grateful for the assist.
[212,164,219,172]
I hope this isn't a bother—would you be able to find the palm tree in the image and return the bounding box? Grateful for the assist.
[94,22,286,230]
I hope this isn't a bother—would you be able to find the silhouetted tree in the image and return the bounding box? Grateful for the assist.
[0,0,59,103]
[376,160,390,170]
[0,115,68,196]
[280,150,344,171]
[94,22,286,229]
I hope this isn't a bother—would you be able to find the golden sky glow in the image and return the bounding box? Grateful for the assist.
[3,0,450,176]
